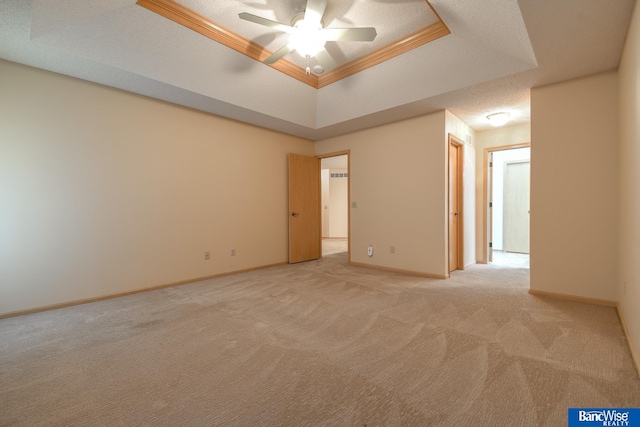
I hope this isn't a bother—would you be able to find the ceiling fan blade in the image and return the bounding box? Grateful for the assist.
[264,43,294,64]
[315,48,337,72]
[304,0,327,25]
[322,27,377,42]
[238,12,293,33]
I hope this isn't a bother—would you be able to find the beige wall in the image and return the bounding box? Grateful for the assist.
[315,112,449,277]
[618,0,640,371]
[530,71,619,301]
[0,60,314,316]
[475,124,531,261]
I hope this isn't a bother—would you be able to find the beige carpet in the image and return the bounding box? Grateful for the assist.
[491,250,530,269]
[322,238,348,256]
[1,251,639,426]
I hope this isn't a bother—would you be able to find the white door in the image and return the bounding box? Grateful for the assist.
[503,161,530,253]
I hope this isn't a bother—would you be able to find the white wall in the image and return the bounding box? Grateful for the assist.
[0,59,314,316]
[618,0,640,372]
[530,71,619,301]
[315,112,449,277]
[475,124,531,261]
[328,169,348,238]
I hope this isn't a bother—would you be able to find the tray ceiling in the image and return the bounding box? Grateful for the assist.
[0,0,635,140]
[138,0,449,88]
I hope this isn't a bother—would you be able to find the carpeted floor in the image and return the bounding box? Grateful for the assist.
[491,250,530,269]
[1,250,638,426]
[322,238,349,256]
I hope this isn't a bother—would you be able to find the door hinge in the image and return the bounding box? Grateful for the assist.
[489,161,493,167]
[489,202,493,208]
[489,242,493,248]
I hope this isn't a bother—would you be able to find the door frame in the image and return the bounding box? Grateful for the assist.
[481,142,531,264]
[317,150,351,263]
[448,134,464,273]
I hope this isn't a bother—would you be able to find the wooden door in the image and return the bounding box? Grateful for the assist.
[448,140,463,272]
[504,160,530,253]
[288,154,321,263]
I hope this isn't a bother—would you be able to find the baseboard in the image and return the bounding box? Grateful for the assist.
[528,289,617,307]
[349,261,447,279]
[616,304,640,379]
[528,289,639,378]
[0,261,287,320]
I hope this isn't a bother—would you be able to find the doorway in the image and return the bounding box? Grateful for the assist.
[319,152,350,260]
[483,144,531,267]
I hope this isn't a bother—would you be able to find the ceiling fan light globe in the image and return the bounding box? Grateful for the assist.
[290,20,326,57]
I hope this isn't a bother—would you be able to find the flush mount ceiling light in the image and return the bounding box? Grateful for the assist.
[487,112,510,127]
[487,112,510,126]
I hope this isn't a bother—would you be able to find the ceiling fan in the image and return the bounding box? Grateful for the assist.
[239,0,377,74]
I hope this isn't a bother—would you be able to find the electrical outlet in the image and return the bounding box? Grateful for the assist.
[390,245,395,254]
[230,248,236,256]
[204,251,210,260]
[367,245,373,257]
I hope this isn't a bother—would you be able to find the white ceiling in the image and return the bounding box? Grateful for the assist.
[0,0,635,140]
[188,0,441,70]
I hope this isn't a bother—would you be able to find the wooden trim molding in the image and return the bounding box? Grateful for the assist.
[528,289,617,307]
[481,142,531,264]
[136,0,316,86]
[317,20,450,88]
[316,150,351,159]
[616,304,640,379]
[528,289,639,378]
[0,262,287,320]
[137,0,450,88]
[350,261,447,279]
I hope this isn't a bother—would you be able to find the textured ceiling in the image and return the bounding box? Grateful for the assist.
[0,0,635,140]
[179,0,440,71]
